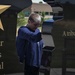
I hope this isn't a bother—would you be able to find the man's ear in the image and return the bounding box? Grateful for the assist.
[28,20,30,23]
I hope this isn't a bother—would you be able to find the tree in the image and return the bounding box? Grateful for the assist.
[17,11,27,27]
[39,1,43,3]
[41,12,45,24]
[38,12,45,31]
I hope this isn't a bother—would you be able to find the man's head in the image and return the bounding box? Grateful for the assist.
[27,13,41,30]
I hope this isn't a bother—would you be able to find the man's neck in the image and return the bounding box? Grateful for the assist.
[26,25,35,32]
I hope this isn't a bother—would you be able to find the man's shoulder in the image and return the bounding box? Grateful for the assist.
[19,26,28,32]
[35,28,40,33]
[19,26,27,29]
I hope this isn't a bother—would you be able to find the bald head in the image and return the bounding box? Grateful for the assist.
[28,13,41,24]
[27,13,42,30]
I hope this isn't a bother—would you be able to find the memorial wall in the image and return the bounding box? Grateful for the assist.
[0,0,32,74]
[52,2,75,68]
[43,0,75,68]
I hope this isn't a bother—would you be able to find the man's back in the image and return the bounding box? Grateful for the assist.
[16,26,43,67]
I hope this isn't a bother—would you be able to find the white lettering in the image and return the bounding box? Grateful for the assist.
[63,30,75,36]
[0,41,4,46]
[62,31,66,36]
[0,62,4,69]
[67,32,71,36]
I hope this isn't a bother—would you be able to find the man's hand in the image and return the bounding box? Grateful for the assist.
[35,32,42,42]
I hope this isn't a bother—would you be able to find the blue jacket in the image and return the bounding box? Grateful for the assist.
[16,26,43,67]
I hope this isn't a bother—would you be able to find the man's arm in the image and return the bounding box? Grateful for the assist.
[18,27,42,42]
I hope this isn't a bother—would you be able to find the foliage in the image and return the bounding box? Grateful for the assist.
[39,12,46,27]
[39,1,43,3]
[17,11,27,27]
[41,12,45,23]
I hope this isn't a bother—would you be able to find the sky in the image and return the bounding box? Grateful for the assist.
[32,0,46,3]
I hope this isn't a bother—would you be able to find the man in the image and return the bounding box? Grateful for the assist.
[16,13,44,75]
